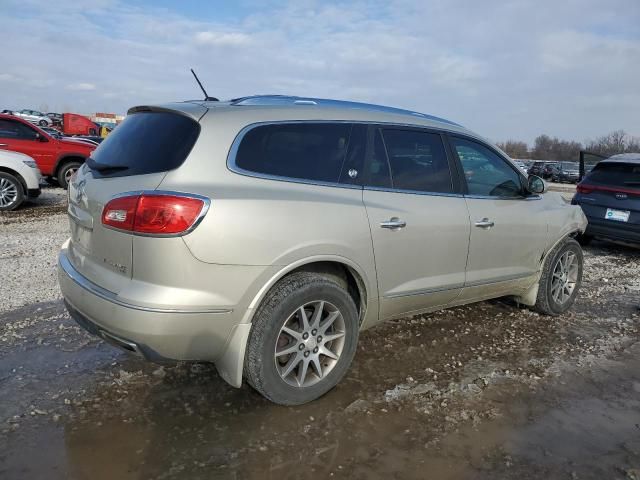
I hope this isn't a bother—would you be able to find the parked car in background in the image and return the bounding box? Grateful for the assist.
[0,113,95,188]
[551,162,580,183]
[573,153,640,245]
[58,95,587,405]
[47,113,64,127]
[40,126,64,138]
[542,162,560,180]
[0,149,41,211]
[528,161,546,177]
[514,160,528,174]
[13,109,53,127]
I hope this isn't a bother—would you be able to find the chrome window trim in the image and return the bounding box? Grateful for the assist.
[59,252,231,314]
[226,120,465,194]
[102,190,211,238]
[364,185,463,199]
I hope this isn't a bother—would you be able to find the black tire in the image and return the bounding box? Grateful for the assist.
[39,120,48,127]
[57,161,82,189]
[534,238,583,316]
[0,172,25,211]
[244,272,359,405]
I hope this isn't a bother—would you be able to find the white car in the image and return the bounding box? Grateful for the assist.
[12,109,53,127]
[0,150,42,211]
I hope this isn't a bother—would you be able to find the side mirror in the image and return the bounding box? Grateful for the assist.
[35,133,48,143]
[527,175,545,194]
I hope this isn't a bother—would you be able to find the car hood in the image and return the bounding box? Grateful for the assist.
[58,138,96,151]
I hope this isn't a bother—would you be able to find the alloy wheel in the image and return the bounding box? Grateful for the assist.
[551,250,578,305]
[274,300,346,388]
[0,177,18,208]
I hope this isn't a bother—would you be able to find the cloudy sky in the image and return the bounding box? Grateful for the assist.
[2,0,639,144]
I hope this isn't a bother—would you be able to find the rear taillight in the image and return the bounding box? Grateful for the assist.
[102,193,207,235]
[576,184,593,194]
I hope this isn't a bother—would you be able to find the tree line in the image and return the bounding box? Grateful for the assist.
[496,130,640,161]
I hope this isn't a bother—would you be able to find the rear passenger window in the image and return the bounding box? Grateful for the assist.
[381,129,453,193]
[235,123,352,183]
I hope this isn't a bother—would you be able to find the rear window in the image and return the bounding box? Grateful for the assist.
[235,123,352,183]
[88,112,200,177]
[586,162,640,187]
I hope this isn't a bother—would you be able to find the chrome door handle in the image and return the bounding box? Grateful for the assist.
[0,144,7,147]
[475,218,495,229]
[380,217,406,230]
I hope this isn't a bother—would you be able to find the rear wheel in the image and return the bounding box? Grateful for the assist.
[39,119,48,127]
[0,172,25,211]
[534,238,583,315]
[57,161,82,189]
[245,272,359,405]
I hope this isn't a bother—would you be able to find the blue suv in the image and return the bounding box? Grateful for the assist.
[573,154,640,245]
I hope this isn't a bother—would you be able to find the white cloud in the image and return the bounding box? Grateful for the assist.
[194,31,251,46]
[66,82,97,91]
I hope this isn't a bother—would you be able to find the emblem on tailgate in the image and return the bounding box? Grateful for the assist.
[103,258,127,274]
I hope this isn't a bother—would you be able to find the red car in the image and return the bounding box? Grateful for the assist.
[0,113,95,188]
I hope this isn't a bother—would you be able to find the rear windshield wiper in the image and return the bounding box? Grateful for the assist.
[86,158,129,173]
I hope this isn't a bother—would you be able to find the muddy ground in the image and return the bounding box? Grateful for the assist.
[1,187,639,479]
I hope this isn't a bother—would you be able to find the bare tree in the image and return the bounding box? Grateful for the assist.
[496,140,529,158]
[585,130,640,156]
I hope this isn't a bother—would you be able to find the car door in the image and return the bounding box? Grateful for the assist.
[448,135,548,300]
[0,118,55,172]
[362,126,470,321]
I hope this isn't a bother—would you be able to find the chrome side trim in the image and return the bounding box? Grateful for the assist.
[463,272,533,288]
[384,283,464,299]
[103,190,211,238]
[59,252,232,314]
[464,194,542,201]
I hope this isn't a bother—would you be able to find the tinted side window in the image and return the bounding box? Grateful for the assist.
[451,137,523,197]
[235,123,352,183]
[0,119,38,140]
[382,129,453,193]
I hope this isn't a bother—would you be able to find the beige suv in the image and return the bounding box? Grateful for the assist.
[58,96,587,405]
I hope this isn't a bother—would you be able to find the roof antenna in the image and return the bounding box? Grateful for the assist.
[190,68,219,101]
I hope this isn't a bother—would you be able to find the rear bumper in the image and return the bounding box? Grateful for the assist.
[58,248,239,362]
[585,218,640,244]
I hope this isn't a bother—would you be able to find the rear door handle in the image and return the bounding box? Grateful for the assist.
[380,217,406,230]
[475,218,495,229]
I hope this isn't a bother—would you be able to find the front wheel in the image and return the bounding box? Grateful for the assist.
[0,172,25,211]
[39,119,48,127]
[57,161,82,189]
[244,272,359,405]
[534,238,583,315]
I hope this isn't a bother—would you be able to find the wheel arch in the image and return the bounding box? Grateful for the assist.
[0,167,27,194]
[53,154,86,178]
[215,256,372,389]
[245,256,370,326]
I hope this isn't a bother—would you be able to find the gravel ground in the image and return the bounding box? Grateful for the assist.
[0,187,68,312]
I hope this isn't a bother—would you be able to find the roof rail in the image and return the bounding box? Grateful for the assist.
[229,95,461,127]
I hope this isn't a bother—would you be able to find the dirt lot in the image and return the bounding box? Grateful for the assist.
[1,186,639,480]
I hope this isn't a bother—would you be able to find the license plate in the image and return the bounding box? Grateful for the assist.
[605,208,630,222]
